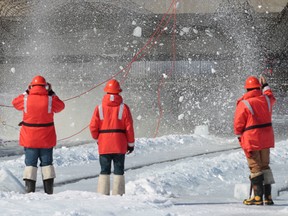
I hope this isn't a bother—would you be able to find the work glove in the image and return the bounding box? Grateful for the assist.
[47,83,55,96]
[127,146,134,154]
[48,90,55,96]
[259,76,268,88]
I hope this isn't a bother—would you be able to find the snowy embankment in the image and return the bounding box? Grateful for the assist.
[0,132,288,216]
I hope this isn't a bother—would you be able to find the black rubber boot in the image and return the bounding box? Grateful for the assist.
[243,174,264,205]
[264,184,274,205]
[43,179,54,194]
[25,179,36,193]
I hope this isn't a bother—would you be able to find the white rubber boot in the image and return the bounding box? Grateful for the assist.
[23,166,37,193]
[112,175,125,196]
[97,174,110,195]
[41,165,56,194]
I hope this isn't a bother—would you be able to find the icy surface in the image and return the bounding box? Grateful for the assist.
[0,133,287,216]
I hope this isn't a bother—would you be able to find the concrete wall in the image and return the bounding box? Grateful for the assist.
[130,0,287,14]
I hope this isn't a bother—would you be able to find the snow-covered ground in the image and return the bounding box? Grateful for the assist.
[0,129,288,216]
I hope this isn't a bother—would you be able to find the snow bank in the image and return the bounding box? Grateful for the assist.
[0,168,25,193]
[0,135,287,216]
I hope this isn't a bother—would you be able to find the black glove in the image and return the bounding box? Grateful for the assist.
[48,89,55,96]
[47,82,52,91]
[47,83,55,96]
[262,83,268,89]
[127,146,134,154]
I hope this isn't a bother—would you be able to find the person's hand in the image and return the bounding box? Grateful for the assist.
[259,76,267,86]
[47,83,55,96]
[48,89,55,96]
[127,146,134,154]
[47,82,52,91]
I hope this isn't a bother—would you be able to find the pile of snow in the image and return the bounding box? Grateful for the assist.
[194,125,209,135]
[0,168,25,193]
[0,133,288,215]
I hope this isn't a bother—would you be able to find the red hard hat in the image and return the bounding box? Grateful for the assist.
[30,75,47,86]
[244,76,261,89]
[104,79,122,94]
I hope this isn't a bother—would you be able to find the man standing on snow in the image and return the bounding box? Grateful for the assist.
[234,75,276,205]
[12,75,65,194]
[90,79,135,196]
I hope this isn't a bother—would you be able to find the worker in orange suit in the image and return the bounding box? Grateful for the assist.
[12,75,65,194]
[90,79,135,196]
[234,75,276,205]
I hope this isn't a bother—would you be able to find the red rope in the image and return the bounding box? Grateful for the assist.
[0,104,13,108]
[153,0,178,138]
[58,124,90,142]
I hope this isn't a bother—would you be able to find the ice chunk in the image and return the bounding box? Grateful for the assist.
[182,27,190,33]
[193,28,198,34]
[178,113,184,120]
[133,26,142,37]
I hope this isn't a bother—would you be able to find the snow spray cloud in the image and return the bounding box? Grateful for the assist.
[0,1,286,140]
[214,0,263,75]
